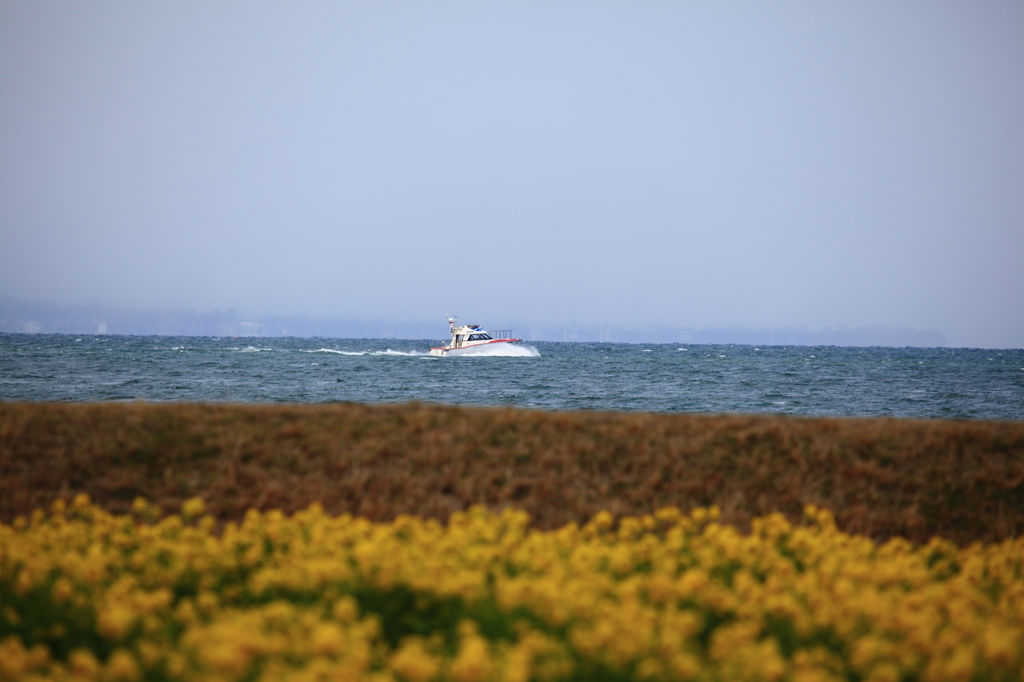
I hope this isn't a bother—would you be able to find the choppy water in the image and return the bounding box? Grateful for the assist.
[1,334,1022,420]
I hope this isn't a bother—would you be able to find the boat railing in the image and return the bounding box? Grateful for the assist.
[491,330,513,339]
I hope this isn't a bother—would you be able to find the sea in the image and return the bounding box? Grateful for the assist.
[1,334,1022,420]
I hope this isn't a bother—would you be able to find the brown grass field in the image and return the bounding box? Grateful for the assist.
[1,401,1022,544]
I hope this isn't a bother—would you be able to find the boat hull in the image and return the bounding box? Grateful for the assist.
[429,338,521,357]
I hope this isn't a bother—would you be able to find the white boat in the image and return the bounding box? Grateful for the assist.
[429,316,522,357]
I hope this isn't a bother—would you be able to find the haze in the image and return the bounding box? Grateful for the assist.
[2,2,1022,348]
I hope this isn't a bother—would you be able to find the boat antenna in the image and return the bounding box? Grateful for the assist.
[446,314,456,332]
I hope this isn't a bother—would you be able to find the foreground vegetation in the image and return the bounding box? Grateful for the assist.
[2,402,1024,544]
[3,403,1024,681]
[3,497,1023,682]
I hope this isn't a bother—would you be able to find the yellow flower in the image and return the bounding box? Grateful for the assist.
[981,623,1018,668]
[311,622,346,657]
[390,637,440,682]
[450,621,492,682]
[0,637,30,679]
[51,573,74,602]
[97,603,137,641]
[104,649,141,682]
[69,647,101,678]
[181,497,206,521]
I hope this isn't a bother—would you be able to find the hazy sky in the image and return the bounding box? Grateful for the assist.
[2,2,1022,348]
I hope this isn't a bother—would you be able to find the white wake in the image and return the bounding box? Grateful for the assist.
[302,345,537,358]
[452,343,540,358]
[304,348,427,357]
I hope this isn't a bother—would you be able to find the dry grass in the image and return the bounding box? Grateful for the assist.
[1,401,1022,544]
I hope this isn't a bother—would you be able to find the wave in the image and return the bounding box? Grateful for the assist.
[452,343,540,358]
[305,348,427,357]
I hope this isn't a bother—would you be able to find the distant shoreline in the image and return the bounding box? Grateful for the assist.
[1,299,953,347]
[2,330,974,351]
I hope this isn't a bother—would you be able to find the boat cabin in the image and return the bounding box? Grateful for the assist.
[429,316,519,356]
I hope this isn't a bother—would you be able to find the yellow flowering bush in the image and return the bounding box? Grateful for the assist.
[1,495,1023,681]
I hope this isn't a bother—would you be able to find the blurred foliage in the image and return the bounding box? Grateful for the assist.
[2,402,1023,544]
[2,497,1023,682]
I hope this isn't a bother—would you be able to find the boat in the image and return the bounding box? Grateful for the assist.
[429,315,522,357]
